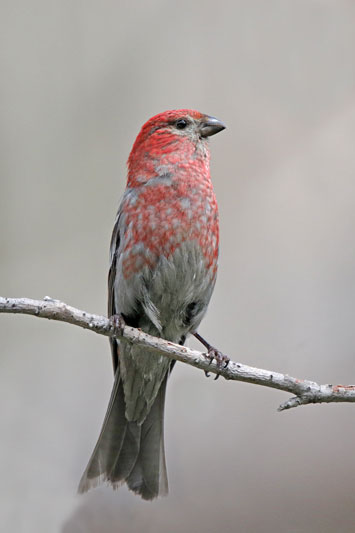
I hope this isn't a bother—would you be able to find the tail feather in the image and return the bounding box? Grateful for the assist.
[109,421,140,483]
[126,375,168,498]
[78,369,168,500]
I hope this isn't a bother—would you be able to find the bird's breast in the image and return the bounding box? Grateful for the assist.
[120,179,219,281]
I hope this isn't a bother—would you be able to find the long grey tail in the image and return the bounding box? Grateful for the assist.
[78,370,168,500]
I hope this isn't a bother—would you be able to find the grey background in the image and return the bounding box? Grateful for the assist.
[1,1,355,532]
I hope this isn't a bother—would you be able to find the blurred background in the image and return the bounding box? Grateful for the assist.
[1,1,355,532]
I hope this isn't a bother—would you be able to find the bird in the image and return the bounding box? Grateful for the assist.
[78,109,226,500]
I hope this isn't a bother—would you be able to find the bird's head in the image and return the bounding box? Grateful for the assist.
[127,110,225,185]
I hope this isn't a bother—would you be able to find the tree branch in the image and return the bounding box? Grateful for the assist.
[1,296,354,411]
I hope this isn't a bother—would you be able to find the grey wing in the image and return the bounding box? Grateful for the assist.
[108,212,121,374]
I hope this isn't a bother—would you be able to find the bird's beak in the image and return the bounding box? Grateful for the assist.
[199,115,226,138]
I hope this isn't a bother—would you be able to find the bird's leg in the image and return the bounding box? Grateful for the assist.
[108,313,126,338]
[193,332,230,380]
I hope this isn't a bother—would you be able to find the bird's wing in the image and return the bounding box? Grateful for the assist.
[108,211,121,374]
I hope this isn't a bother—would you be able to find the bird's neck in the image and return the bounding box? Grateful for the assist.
[127,137,210,189]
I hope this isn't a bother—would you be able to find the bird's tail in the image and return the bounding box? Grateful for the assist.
[78,370,168,500]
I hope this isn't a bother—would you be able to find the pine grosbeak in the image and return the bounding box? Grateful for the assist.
[79,109,226,499]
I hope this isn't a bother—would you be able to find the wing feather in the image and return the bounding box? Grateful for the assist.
[108,212,121,374]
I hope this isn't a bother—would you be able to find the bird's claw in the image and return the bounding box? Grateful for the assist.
[108,314,126,337]
[203,347,230,380]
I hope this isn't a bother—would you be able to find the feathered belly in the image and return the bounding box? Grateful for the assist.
[116,239,217,341]
[116,239,217,423]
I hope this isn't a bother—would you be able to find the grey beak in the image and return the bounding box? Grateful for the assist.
[199,115,226,137]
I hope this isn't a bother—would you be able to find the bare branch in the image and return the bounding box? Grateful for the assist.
[1,296,355,411]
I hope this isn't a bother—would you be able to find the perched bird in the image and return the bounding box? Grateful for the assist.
[79,109,226,500]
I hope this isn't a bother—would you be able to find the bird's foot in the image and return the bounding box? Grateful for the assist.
[108,313,126,337]
[193,332,230,380]
[204,346,230,380]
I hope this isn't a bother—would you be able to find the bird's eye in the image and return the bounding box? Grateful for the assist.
[175,119,188,130]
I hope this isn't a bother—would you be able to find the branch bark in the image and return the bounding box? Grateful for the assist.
[1,296,354,411]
